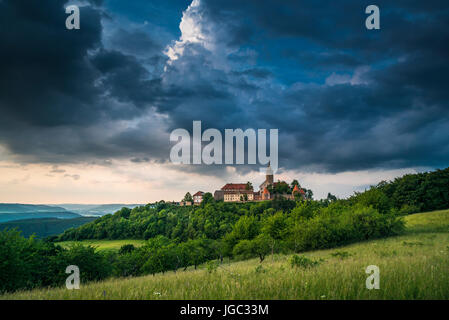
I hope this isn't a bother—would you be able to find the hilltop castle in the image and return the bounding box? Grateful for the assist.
[182,163,306,205]
[211,162,305,203]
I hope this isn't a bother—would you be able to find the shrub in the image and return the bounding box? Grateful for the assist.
[330,251,353,259]
[290,255,320,269]
[206,260,219,273]
[118,244,135,255]
[255,265,266,273]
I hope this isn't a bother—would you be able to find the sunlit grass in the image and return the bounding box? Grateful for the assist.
[404,209,449,234]
[2,209,449,300]
[56,239,146,251]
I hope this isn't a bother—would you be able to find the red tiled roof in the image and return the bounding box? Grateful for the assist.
[292,185,300,192]
[221,183,249,191]
[193,191,204,197]
[263,187,270,194]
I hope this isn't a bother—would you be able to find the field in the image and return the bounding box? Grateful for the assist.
[2,209,449,300]
[57,239,146,251]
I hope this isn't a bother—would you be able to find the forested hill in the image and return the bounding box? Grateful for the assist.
[348,167,449,214]
[57,167,449,243]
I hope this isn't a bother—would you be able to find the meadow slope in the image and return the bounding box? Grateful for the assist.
[2,209,449,300]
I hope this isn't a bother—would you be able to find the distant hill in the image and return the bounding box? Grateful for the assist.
[54,204,143,217]
[0,217,97,238]
[0,203,81,223]
[0,203,67,213]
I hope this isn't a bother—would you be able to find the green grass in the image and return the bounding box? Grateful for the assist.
[404,209,449,233]
[2,209,449,300]
[56,239,146,251]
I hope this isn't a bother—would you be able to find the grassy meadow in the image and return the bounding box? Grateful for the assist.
[56,239,146,252]
[2,209,449,300]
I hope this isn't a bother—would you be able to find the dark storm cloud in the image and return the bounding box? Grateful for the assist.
[0,0,168,163]
[109,28,162,56]
[0,0,103,126]
[199,0,449,172]
[0,0,448,175]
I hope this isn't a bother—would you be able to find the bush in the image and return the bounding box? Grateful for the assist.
[331,251,353,259]
[206,260,219,273]
[289,255,320,269]
[118,244,135,255]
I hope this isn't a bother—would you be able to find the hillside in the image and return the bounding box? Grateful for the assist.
[55,204,143,217]
[0,217,97,238]
[2,209,448,300]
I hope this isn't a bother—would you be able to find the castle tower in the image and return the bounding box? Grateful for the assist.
[266,161,273,185]
[259,162,274,191]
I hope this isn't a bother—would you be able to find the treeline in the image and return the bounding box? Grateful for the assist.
[0,229,110,293]
[57,167,449,243]
[56,200,296,242]
[349,167,449,214]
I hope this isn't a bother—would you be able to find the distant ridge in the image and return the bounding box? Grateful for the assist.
[0,203,68,213]
[54,203,143,217]
[0,203,80,223]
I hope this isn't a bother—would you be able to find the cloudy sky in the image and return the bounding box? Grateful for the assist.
[0,0,448,204]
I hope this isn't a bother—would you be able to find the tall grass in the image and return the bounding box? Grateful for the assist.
[2,209,449,300]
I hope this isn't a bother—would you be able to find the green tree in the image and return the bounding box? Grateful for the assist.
[183,192,193,202]
[262,211,289,257]
[291,180,300,189]
[201,192,214,205]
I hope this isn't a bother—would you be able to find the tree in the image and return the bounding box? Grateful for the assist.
[262,211,289,258]
[291,180,300,189]
[245,182,253,190]
[230,215,260,241]
[305,189,314,200]
[183,192,193,202]
[252,234,271,262]
[327,193,337,203]
[232,234,271,263]
[273,181,291,194]
[116,207,131,219]
[202,192,214,205]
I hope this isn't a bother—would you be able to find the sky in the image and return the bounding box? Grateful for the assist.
[0,0,448,204]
